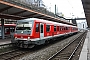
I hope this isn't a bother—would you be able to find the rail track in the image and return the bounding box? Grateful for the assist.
[0,32,86,60]
[0,48,30,60]
[0,43,12,49]
[48,32,87,60]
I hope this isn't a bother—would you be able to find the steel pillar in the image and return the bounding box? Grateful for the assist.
[1,19,4,39]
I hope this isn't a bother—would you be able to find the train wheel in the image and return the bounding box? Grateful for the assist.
[45,40,49,44]
[24,45,28,48]
[28,44,35,48]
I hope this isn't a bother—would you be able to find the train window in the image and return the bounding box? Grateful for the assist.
[76,28,77,30]
[57,26,59,31]
[5,27,9,33]
[46,25,50,32]
[66,27,68,30]
[62,26,64,30]
[59,26,61,31]
[16,27,31,30]
[16,22,31,30]
[36,23,39,32]
[68,27,69,30]
[10,27,15,32]
[54,26,56,31]
[64,27,65,30]
[72,27,74,30]
[41,24,43,33]
[60,26,62,31]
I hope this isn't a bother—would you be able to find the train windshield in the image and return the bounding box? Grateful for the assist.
[16,22,32,34]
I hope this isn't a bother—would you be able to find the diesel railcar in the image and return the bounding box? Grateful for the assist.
[11,18,78,48]
[0,24,16,38]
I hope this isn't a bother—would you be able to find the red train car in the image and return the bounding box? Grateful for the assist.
[11,18,78,48]
[0,24,16,37]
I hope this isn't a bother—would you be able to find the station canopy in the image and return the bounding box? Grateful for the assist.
[0,0,74,25]
[82,0,90,28]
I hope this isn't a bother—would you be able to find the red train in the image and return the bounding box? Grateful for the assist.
[0,24,16,37]
[11,18,78,48]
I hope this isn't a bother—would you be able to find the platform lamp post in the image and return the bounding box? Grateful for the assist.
[1,19,4,39]
[55,4,57,17]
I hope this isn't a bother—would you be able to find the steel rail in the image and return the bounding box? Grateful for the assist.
[0,43,12,46]
[68,32,86,60]
[0,49,19,56]
[0,43,12,49]
[0,48,29,60]
[47,32,86,60]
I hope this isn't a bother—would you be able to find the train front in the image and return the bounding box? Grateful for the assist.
[11,20,34,48]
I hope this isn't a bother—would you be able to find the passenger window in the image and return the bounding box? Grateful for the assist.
[36,23,39,32]
[66,27,68,30]
[72,28,74,30]
[62,27,63,30]
[60,26,62,31]
[59,27,61,31]
[54,26,56,31]
[46,25,50,32]
[5,27,9,33]
[68,27,69,30]
[64,27,65,30]
[57,26,59,31]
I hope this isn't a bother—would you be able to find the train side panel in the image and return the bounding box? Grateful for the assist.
[30,21,40,39]
[12,18,78,48]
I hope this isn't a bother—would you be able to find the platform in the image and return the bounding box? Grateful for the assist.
[0,38,11,45]
[79,30,90,60]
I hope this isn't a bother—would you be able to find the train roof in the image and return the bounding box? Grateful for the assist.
[0,24,16,26]
[17,18,77,27]
[17,18,34,22]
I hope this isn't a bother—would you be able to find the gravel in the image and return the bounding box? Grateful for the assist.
[18,32,82,60]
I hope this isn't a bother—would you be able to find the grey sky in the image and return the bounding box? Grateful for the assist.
[43,0,85,19]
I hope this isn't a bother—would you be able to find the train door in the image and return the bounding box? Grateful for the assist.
[40,23,44,39]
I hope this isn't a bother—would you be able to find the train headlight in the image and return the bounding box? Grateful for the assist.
[28,37,30,39]
[15,36,17,39]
